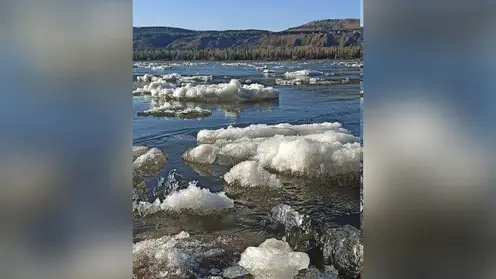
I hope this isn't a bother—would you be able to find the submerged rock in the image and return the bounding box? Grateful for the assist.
[238,238,310,279]
[321,225,363,279]
[296,265,339,279]
[133,148,167,176]
[223,264,250,278]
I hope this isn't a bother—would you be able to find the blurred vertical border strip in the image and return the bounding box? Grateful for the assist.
[364,0,495,279]
[0,1,132,279]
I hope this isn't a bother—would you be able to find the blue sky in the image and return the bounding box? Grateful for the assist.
[133,0,361,31]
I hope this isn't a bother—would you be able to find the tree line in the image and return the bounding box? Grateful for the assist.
[133,46,361,61]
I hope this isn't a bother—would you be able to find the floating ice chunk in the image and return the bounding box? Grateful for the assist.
[187,123,361,179]
[284,70,323,78]
[197,122,347,144]
[238,238,310,279]
[275,78,305,85]
[164,182,234,211]
[183,144,219,165]
[275,77,335,86]
[138,106,212,119]
[133,148,166,176]
[134,181,234,214]
[256,134,361,177]
[150,79,279,102]
[224,161,283,188]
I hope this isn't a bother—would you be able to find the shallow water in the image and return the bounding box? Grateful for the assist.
[133,60,362,240]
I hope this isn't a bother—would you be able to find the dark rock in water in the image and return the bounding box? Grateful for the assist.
[222,264,250,278]
[133,148,167,176]
[133,145,150,161]
[296,265,339,279]
[267,204,323,266]
[209,268,221,275]
[267,204,363,278]
[321,225,363,279]
[269,204,312,233]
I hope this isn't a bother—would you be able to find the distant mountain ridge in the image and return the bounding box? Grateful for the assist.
[133,18,361,50]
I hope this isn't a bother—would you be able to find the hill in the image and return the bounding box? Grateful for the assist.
[133,19,362,61]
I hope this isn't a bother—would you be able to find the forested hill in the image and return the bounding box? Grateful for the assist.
[133,19,362,61]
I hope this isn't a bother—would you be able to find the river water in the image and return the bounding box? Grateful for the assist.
[133,60,362,243]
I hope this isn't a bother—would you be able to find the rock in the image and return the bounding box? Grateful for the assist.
[209,268,221,275]
[238,238,310,279]
[296,265,339,279]
[222,264,250,278]
[133,145,149,161]
[269,204,312,233]
[207,276,223,279]
[321,225,363,279]
[268,204,320,253]
[133,148,167,176]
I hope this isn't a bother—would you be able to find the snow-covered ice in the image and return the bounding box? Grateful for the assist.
[138,106,212,119]
[134,181,234,215]
[224,161,283,188]
[197,122,346,144]
[284,70,323,78]
[148,79,279,102]
[184,122,361,179]
[238,238,310,279]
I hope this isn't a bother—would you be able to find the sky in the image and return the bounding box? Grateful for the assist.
[133,0,361,31]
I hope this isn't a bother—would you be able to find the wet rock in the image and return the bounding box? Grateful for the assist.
[209,267,221,275]
[222,264,250,278]
[133,231,230,279]
[269,204,312,233]
[267,204,363,278]
[267,204,320,253]
[321,225,363,279]
[133,146,150,161]
[296,265,339,279]
[133,148,167,176]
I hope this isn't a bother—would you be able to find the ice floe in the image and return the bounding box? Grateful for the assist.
[284,70,323,78]
[197,122,345,144]
[238,238,310,279]
[184,122,361,179]
[137,106,212,119]
[275,77,342,86]
[224,160,283,188]
[134,181,234,216]
[136,73,212,84]
[148,79,279,102]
